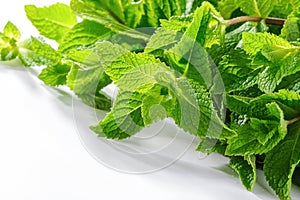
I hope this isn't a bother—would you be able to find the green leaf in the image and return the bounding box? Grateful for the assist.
[38,64,71,86]
[79,92,112,111]
[197,139,227,155]
[264,121,300,200]
[218,0,240,19]
[277,71,300,93]
[145,28,181,54]
[226,94,251,115]
[91,90,144,139]
[164,78,235,139]
[272,0,300,17]
[250,90,300,122]
[219,49,262,92]
[18,37,61,67]
[190,0,218,13]
[1,46,18,61]
[139,0,186,27]
[59,20,112,53]
[25,3,77,42]
[255,52,300,94]
[242,32,293,56]
[242,32,300,93]
[92,0,126,23]
[239,0,275,18]
[230,155,256,191]
[219,0,275,19]
[225,103,288,156]
[66,41,126,93]
[0,21,20,61]
[3,21,20,40]
[122,0,145,28]
[70,0,149,41]
[66,42,131,112]
[208,22,257,64]
[66,48,99,66]
[93,63,168,138]
[281,7,300,41]
[67,62,112,110]
[141,85,177,125]
[167,2,226,87]
[95,51,234,140]
[145,16,192,54]
[160,15,193,31]
[106,53,161,85]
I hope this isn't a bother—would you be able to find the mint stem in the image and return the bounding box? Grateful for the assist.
[227,16,286,26]
[288,116,300,125]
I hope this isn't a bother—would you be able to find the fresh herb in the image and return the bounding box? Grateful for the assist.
[1,1,300,199]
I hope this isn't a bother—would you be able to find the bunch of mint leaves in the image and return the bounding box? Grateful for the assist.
[1,0,300,199]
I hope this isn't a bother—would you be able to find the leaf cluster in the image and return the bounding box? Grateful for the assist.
[1,1,300,199]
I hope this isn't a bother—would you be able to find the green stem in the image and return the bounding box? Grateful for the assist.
[226,16,286,26]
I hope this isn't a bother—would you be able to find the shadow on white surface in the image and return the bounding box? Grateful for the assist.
[1,62,300,200]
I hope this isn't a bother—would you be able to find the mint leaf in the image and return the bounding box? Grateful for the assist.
[106,53,160,85]
[67,62,112,111]
[242,32,293,56]
[249,90,300,120]
[168,78,235,139]
[65,42,130,111]
[281,7,300,41]
[139,0,186,27]
[219,0,275,19]
[25,3,77,42]
[272,0,300,17]
[59,20,112,53]
[226,94,251,115]
[145,16,192,54]
[255,52,300,94]
[91,90,144,139]
[208,22,257,64]
[3,1,300,199]
[0,22,20,61]
[3,21,21,40]
[242,32,300,93]
[80,92,112,111]
[226,103,288,156]
[96,50,235,140]
[70,0,149,41]
[66,48,100,66]
[90,0,126,23]
[239,0,275,18]
[66,41,127,94]
[122,0,144,28]
[38,64,71,86]
[264,121,300,200]
[277,72,300,93]
[219,49,261,92]
[197,138,227,154]
[93,63,168,139]
[230,155,256,191]
[19,37,61,67]
[141,85,177,125]
[167,2,226,86]
[218,0,240,19]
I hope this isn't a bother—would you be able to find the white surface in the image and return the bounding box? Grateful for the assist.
[0,1,299,200]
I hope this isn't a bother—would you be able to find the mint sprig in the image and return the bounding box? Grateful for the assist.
[1,1,300,199]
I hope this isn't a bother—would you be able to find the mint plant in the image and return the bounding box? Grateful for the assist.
[1,1,300,199]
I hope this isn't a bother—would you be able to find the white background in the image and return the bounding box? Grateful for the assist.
[0,1,299,200]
